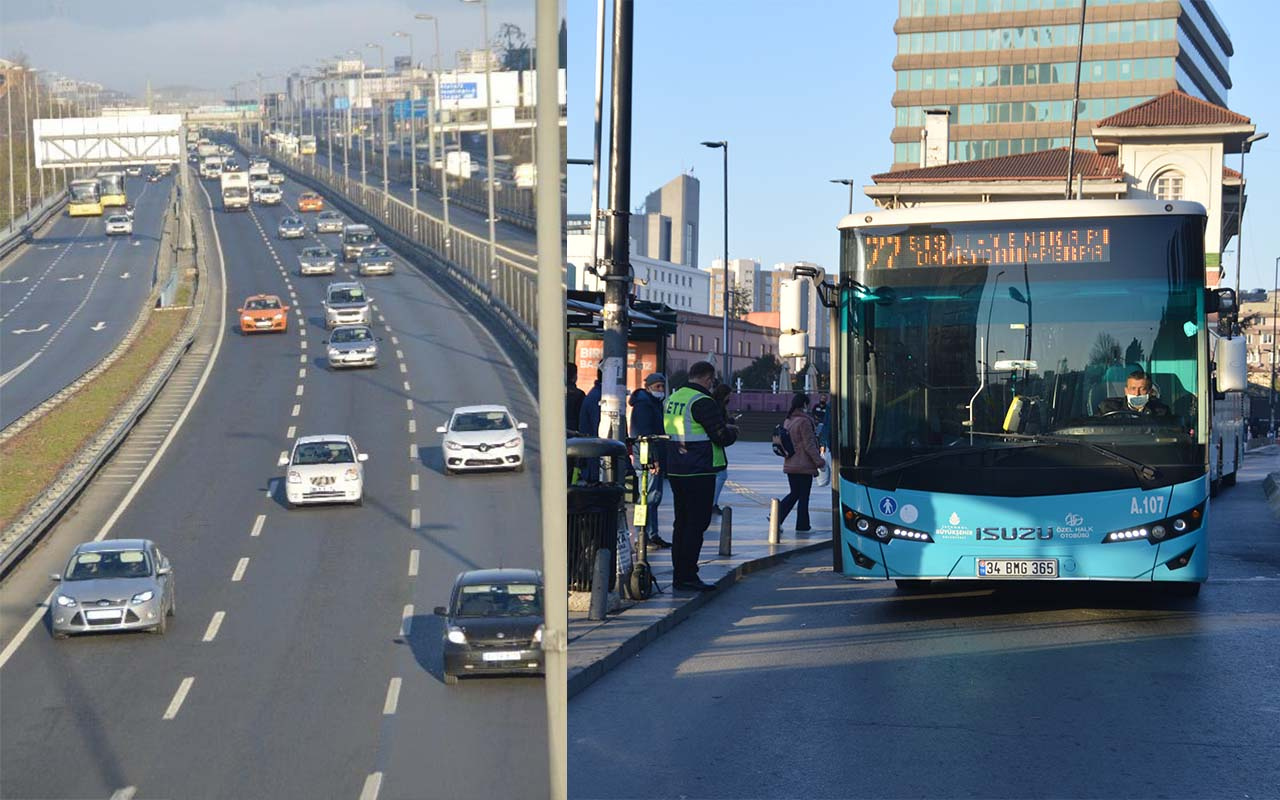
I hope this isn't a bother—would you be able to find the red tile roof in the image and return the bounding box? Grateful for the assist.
[1223,165,1242,179]
[872,148,1121,183]
[1097,90,1251,128]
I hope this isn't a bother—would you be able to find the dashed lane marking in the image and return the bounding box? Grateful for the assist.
[202,611,226,642]
[250,514,266,537]
[231,558,249,582]
[162,677,194,720]
[411,508,420,529]
[382,677,402,715]
[410,474,418,492]
[408,550,419,576]
[359,773,383,800]
[400,604,414,635]
[291,404,300,417]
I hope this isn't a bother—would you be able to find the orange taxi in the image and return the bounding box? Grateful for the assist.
[238,294,290,334]
[297,192,325,212]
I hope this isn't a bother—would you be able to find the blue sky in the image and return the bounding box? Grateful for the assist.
[567,0,1279,291]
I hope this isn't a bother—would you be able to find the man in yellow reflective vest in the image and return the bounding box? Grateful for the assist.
[663,360,739,591]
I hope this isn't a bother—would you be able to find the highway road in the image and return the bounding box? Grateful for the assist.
[311,135,538,260]
[0,163,548,799]
[569,449,1280,800]
[0,174,171,429]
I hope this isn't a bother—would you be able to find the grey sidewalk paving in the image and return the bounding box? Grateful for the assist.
[568,441,833,697]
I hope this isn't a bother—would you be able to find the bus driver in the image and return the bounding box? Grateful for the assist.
[1096,369,1171,417]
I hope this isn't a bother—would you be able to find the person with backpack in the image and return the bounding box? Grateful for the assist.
[776,392,823,532]
[710,382,732,516]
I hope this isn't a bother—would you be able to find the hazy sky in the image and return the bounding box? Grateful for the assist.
[567,0,1279,292]
[3,0,535,95]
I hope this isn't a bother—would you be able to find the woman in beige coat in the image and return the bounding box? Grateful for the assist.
[779,392,823,532]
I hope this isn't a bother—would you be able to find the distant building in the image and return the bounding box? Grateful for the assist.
[890,0,1234,170]
[665,312,782,380]
[631,173,700,268]
[865,90,1255,287]
[565,217,709,313]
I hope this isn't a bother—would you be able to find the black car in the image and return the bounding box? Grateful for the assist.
[435,568,544,685]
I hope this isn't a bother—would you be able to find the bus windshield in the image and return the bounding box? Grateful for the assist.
[70,180,101,203]
[841,213,1206,496]
[98,172,125,195]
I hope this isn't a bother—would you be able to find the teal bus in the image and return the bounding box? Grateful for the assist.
[789,199,1248,596]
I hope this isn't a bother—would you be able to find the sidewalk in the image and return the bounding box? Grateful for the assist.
[568,441,833,697]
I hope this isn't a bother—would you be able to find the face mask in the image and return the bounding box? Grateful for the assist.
[1127,394,1149,410]
[651,390,665,400]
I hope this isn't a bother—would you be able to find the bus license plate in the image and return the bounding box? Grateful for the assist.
[977,559,1058,578]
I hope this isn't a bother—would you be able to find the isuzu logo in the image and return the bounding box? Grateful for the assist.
[975,527,1054,540]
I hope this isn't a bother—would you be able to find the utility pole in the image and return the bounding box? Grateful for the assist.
[1064,0,1087,198]
[598,0,634,445]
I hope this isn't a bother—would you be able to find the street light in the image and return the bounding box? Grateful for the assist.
[1271,256,1279,440]
[702,139,730,381]
[347,49,367,185]
[415,13,451,250]
[393,30,419,221]
[462,0,498,276]
[1235,130,1268,295]
[829,178,856,215]
[415,13,450,249]
[365,42,390,199]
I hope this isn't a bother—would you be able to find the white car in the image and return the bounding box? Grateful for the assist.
[254,185,283,205]
[104,214,133,236]
[268,171,285,185]
[437,405,528,474]
[278,434,368,507]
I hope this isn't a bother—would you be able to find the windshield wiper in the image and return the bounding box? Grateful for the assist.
[870,442,1043,479]
[965,431,1159,481]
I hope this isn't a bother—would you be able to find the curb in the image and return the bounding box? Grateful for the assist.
[1265,472,1280,519]
[567,538,832,699]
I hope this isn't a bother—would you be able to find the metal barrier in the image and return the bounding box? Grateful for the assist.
[258,142,538,369]
[0,192,68,262]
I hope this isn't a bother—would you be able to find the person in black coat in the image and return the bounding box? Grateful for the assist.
[629,373,670,548]
[566,363,587,434]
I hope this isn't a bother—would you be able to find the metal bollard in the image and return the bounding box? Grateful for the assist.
[588,548,612,621]
[718,506,733,557]
[769,498,781,544]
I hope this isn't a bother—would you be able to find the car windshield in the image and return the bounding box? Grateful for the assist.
[320,212,341,220]
[455,583,542,617]
[329,288,365,304]
[245,298,280,311]
[303,247,331,257]
[108,216,128,224]
[331,327,373,344]
[65,550,152,581]
[301,194,317,201]
[363,248,390,259]
[345,231,376,245]
[293,442,354,465]
[452,411,513,432]
[282,218,301,226]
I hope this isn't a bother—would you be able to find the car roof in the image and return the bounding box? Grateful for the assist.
[294,434,353,445]
[74,538,153,553]
[327,281,363,290]
[107,215,129,221]
[452,404,512,415]
[455,567,542,586]
[243,293,282,302]
[330,324,372,332]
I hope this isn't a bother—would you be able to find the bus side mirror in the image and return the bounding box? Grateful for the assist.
[1208,287,1237,317]
[1214,336,1247,393]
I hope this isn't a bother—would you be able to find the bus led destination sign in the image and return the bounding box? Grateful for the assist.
[863,226,1111,268]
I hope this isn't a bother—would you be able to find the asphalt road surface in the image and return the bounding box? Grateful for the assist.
[569,449,1280,800]
[1,166,547,799]
[0,174,169,428]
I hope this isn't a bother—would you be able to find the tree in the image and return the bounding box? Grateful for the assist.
[1088,332,1122,367]
[1124,337,1145,367]
[733,354,783,391]
[727,283,753,320]
[493,23,532,71]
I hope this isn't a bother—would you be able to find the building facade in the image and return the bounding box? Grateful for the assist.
[630,173,700,268]
[565,222,710,313]
[891,0,1233,170]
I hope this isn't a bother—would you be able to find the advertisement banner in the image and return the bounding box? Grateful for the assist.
[574,340,659,395]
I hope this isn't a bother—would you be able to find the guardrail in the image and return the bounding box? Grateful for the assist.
[255,141,538,379]
[0,192,68,263]
[0,175,203,576]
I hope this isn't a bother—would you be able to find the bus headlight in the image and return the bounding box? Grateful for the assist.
[1103,503,1204,545]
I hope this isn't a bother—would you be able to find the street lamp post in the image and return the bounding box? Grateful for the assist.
[394,30,419,221]
[830,178,856,214]
[365,43,389,200]
[416,13,450,249]
[463,0,498,274]
[21,67,33,216]
[6,66,15,228]
[31,69,45,203]
[702,139,730,381]
[346,49,367,185]
[1235,131,1269,296]
[1271,256,1279,440]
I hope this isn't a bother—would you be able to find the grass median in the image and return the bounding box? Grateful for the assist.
[0,308,189,532]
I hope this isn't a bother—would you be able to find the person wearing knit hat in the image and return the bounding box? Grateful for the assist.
[629,372,670,548]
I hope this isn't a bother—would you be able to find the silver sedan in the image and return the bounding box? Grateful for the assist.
[49,539,176,638]
[326,324,380,368]
[357,245,396,276]
[278,216,306,239]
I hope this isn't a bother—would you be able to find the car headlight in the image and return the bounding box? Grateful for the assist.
[131,590,155,604]
[343,468,359,481]
[532,625,544,644]
[328,348,340,358]
[446,627,467,644]
[242,315,254,323]
[445,441,464,451]
[287,469,301,484]
[502,437,522,448]
[364,347,377,354]
[56,595,77,607]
